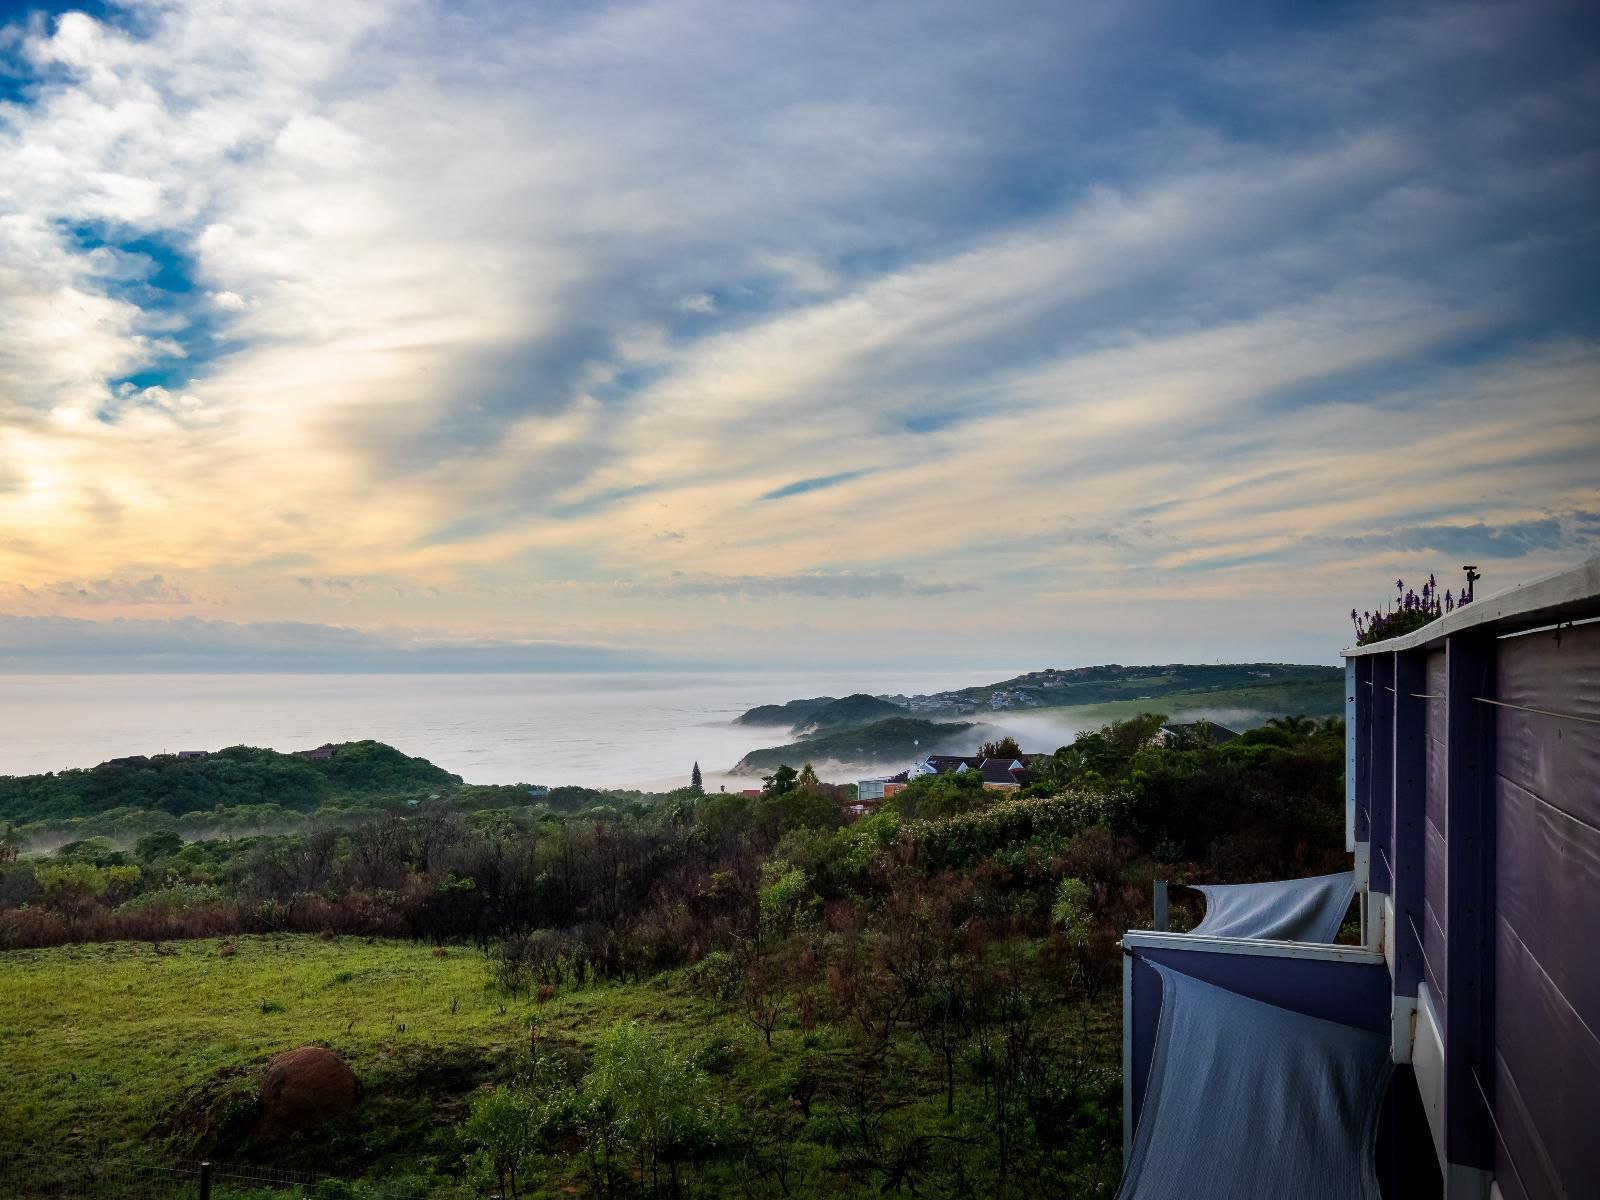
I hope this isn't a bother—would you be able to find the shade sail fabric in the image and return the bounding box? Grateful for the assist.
[1118,962,1392,1200]
[1190,871,1356,943]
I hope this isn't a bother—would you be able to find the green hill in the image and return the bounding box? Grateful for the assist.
[796,693,907,732]
[734,696,836,725]
[733,716,971,773]
[0,740,459,825]
[890,662,1343,714]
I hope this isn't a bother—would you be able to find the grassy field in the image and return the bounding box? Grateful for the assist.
[1032,679,1344,726]
[0,937,734,1178]
[0,935,1121,1196]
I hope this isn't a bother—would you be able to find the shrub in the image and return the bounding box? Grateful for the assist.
[118,883,227,913]
[463,1086,536,1200]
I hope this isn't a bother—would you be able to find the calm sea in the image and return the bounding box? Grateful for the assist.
[0,671,1032,790]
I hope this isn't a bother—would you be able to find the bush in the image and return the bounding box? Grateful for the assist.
[120,883,226,913]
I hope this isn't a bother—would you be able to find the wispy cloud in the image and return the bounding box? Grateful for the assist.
[605,571,972,600]
[760,471,876,502]
[1327,513,1600,559]
[0,613,666,672]
[1,574,195,606]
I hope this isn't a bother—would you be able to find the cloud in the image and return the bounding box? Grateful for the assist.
[604,571,973,600]
[1,573,194,607]
[0,613,668,672]
[0,1,1595,666]
[760,471,877,501]
[54,573,192,605]
[1328,512,1600,559]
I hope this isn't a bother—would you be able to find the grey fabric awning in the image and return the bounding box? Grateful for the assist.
[1190,870,1356,943]
[1118,962,1391,1200]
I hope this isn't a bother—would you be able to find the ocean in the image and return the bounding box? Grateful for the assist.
[0,670,1044,790]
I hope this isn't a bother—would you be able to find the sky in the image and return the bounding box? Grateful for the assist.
[0,0,1597,672]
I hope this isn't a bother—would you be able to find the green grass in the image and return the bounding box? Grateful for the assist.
[0,936,736,1165]
[1031,679,1344,725]
[0,935,1123,1196]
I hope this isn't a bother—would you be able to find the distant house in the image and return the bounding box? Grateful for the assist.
[854,770,908,803]
[1154,721,1239,747]
[740,788,762,798]
[851,770,909,814]
[293,744,337,761]
[977,758,1025,788]
[912,752,1026,790]
[175,750,209,760]
[100,754,150,769]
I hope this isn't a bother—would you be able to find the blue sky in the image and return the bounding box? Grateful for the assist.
[0,0,1596,670]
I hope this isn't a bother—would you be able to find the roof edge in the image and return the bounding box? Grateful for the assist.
[1341,556,1600,658]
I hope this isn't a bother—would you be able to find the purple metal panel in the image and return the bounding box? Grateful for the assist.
[1492,918,1600,1198]
[1392,652,1428,997]
[1490,1047,1538,1200]
[1424,648,1449,1017]
[1422,820,1448,1002]
[1370,654,1395,894]
[1443,635,1495,1170]
[1495,622,1600,830]
[1126,945,1391,1134]
[1489,624,1600,1198]
[1355,657,1373,846]
[1493,771,1600,1029]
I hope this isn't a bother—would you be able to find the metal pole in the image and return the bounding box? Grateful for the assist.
[199,1161,212,1200]
[1153,879,1168,932]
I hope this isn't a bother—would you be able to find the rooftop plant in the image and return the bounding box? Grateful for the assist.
[1351,570,1476,646]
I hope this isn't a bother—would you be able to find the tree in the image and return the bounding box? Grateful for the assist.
[977,736,1022,760]
[740,958,785,1049]
[690,762,703,794]
[761,764,798,798]
[883,769,985,821]
[1051,876,1098,996]
[464,1086,536,1199]
[585,1021,710,1198]
[1265,714,1316,740]
[135,830,184,864]
[795,763,819,790]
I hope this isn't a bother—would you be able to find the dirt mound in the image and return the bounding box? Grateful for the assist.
[253,1046,359,1143]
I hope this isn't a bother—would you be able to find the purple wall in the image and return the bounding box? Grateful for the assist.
[1487,623,1600,1200]
[1348,598,1600,1199]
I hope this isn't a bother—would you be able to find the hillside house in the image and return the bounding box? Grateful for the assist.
[912,752,1027,790]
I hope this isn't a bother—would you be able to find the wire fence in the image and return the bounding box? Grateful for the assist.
[0,1154,442,1199]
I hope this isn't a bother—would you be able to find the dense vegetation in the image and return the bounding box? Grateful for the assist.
[0,741,458,824]
[0,710,1347,1197]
